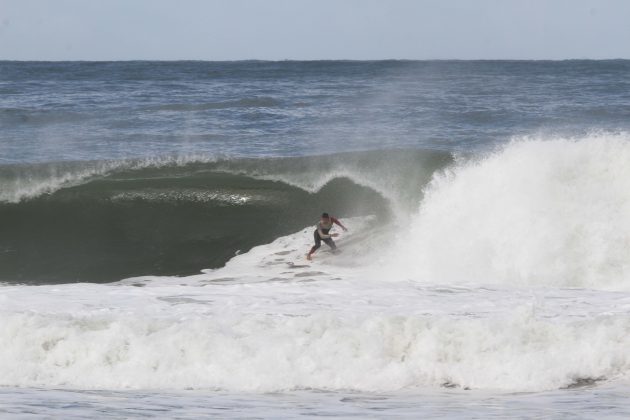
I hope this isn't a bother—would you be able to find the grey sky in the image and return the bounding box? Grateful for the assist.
[1,0,629,60]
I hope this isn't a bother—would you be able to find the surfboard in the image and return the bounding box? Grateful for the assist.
[287,262,310,268]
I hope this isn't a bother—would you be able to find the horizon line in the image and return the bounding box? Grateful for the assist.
[2,58,630,63]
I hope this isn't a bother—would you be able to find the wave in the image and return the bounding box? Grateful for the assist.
[0,149,451,283]
[5,132,630,289]
[389,132,630,289]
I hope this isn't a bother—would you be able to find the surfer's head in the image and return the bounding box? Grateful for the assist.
[321,212,330,220]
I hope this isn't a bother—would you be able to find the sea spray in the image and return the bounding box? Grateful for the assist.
[390,133,630,289]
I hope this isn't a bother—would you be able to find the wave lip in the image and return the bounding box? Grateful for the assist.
[0,155,222,204]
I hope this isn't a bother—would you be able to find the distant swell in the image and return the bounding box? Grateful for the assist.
[150,97,282,111]
[0,107,86,126]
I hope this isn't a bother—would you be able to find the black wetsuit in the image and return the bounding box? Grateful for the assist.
[310,218,338,253]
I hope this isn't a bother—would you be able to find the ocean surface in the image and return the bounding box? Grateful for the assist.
[2,60,630,418]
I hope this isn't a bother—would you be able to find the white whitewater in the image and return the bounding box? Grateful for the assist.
[391,133,630,289]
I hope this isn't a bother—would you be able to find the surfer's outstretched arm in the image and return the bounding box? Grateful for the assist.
[331,217,348,231]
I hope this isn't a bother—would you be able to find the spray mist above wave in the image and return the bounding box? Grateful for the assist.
[391,132,630,289]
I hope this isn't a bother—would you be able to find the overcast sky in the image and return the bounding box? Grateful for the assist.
[1,0,629,61]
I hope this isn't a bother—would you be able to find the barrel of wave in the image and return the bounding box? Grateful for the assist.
[388,133,630,290]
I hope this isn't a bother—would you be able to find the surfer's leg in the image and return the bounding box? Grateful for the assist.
[307,230,321,259]
[323,238,337,250]
[312,230,322,251]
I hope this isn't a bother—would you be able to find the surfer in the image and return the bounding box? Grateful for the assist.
[306,212,348,260]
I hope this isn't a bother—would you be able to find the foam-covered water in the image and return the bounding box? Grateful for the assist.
[3,60,630,418]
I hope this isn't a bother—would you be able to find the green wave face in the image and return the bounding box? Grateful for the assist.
[0,149,451,283]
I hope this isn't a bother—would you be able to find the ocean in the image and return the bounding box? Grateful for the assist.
[2,60,630,418]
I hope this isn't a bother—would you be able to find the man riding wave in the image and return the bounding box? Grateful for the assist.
[306,212,347,260]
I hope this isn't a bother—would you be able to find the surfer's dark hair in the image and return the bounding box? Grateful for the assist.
[322,212,330,218]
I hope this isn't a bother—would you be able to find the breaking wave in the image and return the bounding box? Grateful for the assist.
[0,149,449,283]
[390,132,630,289]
